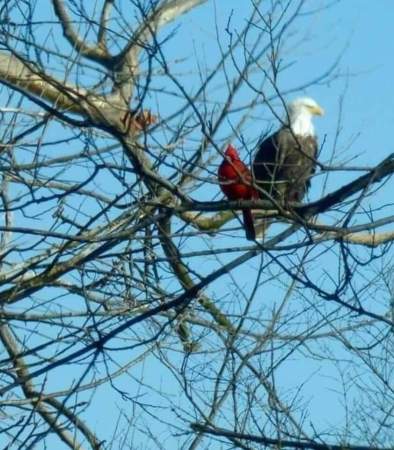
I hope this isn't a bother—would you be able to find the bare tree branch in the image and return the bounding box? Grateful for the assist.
[52,0,111,64]
[191,423,393,450]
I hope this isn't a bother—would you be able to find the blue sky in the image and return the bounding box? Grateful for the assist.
[2,1,393,448]
[85,0,394,444]
[177,0,394,167]
[148,0,394,442]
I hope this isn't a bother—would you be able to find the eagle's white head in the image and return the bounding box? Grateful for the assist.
[286,97,324,136]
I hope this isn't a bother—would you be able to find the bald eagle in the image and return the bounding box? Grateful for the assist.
[253,97,324,206]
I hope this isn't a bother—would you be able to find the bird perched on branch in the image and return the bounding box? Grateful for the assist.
[253,97,324,206]
[122,109,157,134]
[218,144,258,240]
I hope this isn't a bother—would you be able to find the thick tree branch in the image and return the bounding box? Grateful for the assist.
[0,53,106,117]
[153,0,208,29]
[339,230,394,246]
[176,153,394,215]
[191,423,392,450]
[0,52,156,134]
[52,0,111,65]
[170,153,394,244]
[117,0,208,64]
[157,215,234,334]
[180,210,235,231]
[111,0,208,102]
[299,153,394,216]
[97,0,115,48]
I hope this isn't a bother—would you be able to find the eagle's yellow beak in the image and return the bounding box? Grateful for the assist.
[310,104,324,116]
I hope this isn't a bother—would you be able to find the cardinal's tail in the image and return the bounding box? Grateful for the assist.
[242,209,255,241]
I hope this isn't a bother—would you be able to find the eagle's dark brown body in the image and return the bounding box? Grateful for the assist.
[253,128,317,204]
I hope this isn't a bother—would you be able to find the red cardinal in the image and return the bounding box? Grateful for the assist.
[218,144,258,240]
